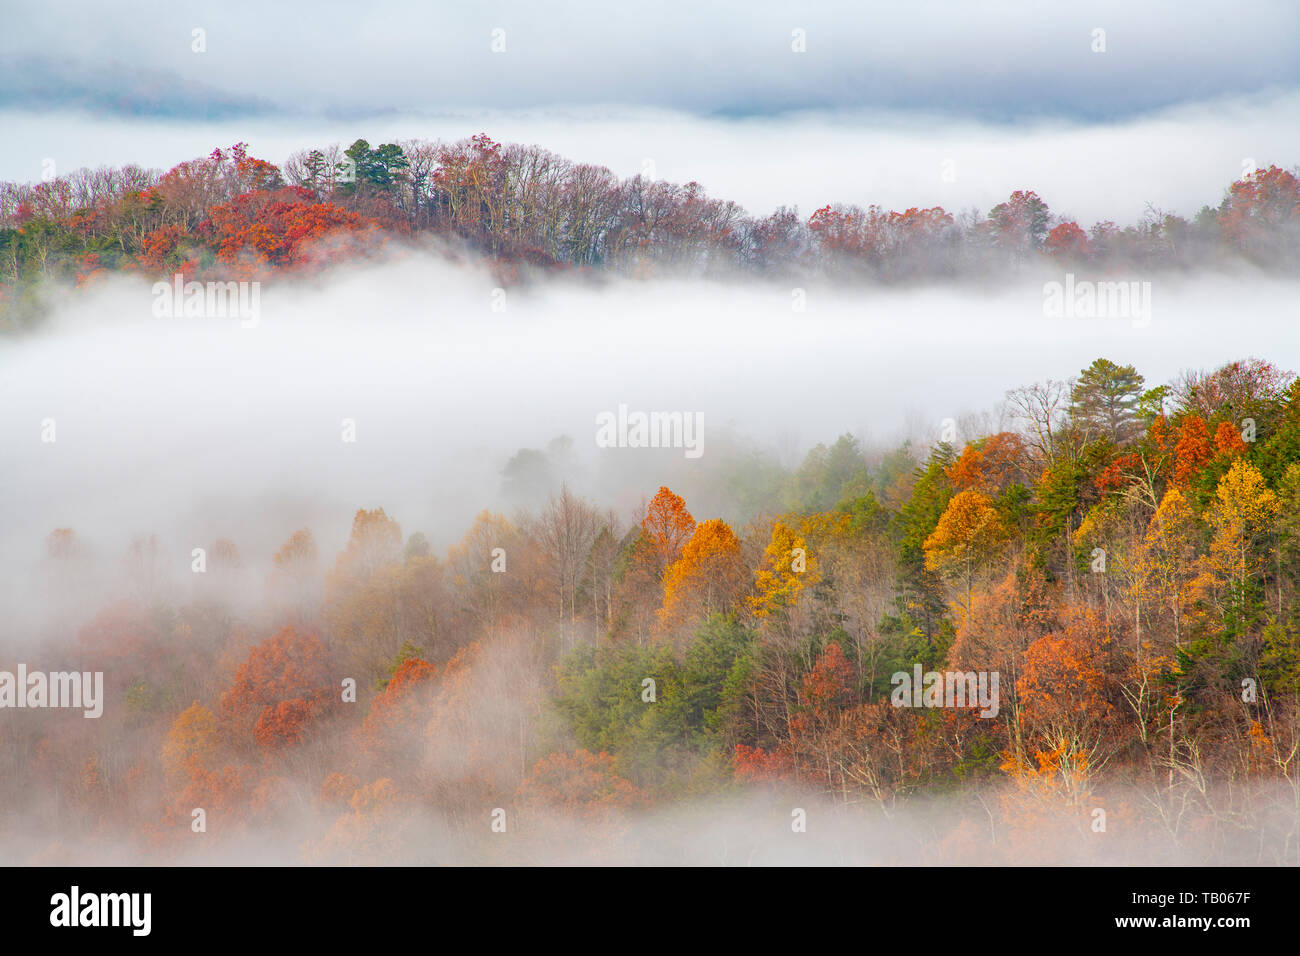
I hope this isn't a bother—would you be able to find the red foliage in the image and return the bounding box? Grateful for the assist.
[220,627,334,742]
[1045,221,1092,260]
[1094,451,1142,494]
[253,697,318,750]
[1218,165,1300,251]
[789,643,855,743]
[733,743,794,781]
[808,202,952,266]
[137,225,188,272]
[203,187,369,271]
[357,657,440,755]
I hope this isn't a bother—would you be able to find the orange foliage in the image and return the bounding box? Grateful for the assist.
[1017,630,1113,726]
[947,432,1026,493]
[319,772,361,808]
[204,187,371,271]
[308,777,413,864]
[253,697,318,750]
[640,486,696,574]
[659,518,746,628]
[357,656,439,763]
[220,626,333,743]
[1173,414,1213,485]
[161,701,219,784]
[1094,451,1142,494]
[327,508,403,596]
[1045,221,1091,260]
[1213,420,1249,458]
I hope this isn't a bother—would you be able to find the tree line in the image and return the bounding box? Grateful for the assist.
[2,136,1298,327]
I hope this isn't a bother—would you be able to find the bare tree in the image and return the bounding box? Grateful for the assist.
[530,484,601,645]
[1005,378,1071,464]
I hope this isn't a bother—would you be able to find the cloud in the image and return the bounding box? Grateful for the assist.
[0,56,277,119]
[4,0,1297,119]
[3,255,1297,646]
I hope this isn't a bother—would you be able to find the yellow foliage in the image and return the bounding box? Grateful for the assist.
[161,701,218,785]
[749,520,817,619]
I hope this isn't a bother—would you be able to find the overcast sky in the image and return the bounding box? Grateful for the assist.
[3,1,1298,119]
[2,1,1297,224]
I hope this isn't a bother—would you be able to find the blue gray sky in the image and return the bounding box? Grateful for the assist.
[1,2,1297,226]
[2,0,1297,120]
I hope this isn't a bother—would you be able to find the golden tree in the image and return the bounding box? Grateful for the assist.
[749,520,817,620]
[923,489,1009,611]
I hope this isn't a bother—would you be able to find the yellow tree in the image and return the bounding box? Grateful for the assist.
[750,520,818,620]
[923,490,1009,611]
[1141,488,1200,647]
[272,528,318,582]
[328,555,451,681]
[1072,498,1147,650]
[327,508,403,599]
[447,510,519,636]
[269,527,320,621]
[1202,459,1279,614]
[161,701,219,787]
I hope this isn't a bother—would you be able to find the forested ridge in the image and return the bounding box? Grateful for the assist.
[6,352,1300,864]
[2,135,1298,328]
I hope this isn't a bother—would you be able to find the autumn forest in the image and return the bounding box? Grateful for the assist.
[2,136,1299,330]
[2,133,1300,867]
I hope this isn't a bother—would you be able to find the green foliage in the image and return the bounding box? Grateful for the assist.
[1070,357,1145,445]
[788,434,870,513]
[404,532,432,561]
[1260,619,1300,695]
[124,677,155,721]
[1257,382,1300,486]
[838,487,889,535]
[717,445,788,520]
[891,445,954,641]
[553,615,756,794]
[337,139,410,195]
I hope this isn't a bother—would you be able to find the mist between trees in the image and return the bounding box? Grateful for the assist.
[4,346,1300,864]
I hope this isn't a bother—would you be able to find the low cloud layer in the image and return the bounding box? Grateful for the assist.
[3,257,1297,646]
